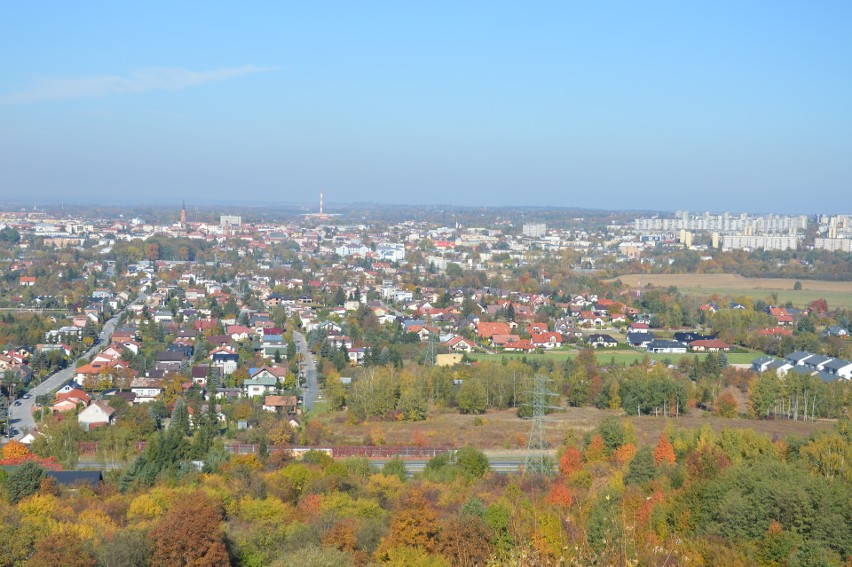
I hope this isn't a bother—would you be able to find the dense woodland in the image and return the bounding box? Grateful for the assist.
[1,417,849,566]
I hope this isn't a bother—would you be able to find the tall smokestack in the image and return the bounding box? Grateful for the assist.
[320,192,324,215]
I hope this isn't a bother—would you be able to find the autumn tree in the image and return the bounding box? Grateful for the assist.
[149,493,230,567]
[714,391,739,418]
[545,482,573,507]
[1,439,29,461]
[799,433,851,482]
[437,514,493,566]
[27,530,97,567]
[376,489,440,560]
[162,372,188,404]
[612,443,637,466]
[653,432,676,465]
[584,434,607,462]
[558,447,583,476]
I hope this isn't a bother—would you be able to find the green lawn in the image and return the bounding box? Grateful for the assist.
[468,348,760,366]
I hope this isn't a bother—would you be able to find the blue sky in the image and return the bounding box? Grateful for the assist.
[2,2,850,213]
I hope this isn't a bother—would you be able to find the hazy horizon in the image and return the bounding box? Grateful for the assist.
[2,3,851,213]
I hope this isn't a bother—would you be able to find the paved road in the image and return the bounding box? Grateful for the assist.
[370,456,528,475]
[6,296,144,441]
[292,331,317,412]
[79,454,530,475]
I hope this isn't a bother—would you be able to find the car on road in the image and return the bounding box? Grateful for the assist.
[22,394,30,399]
[14,400,22,406]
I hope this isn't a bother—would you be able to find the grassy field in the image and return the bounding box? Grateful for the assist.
[610,273,852,309]
[313,406,835,449]
[468,348,760,366]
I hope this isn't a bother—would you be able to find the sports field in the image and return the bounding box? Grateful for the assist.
[610,273,852,309]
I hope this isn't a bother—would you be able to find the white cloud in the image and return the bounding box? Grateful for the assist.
[0,65,275,104]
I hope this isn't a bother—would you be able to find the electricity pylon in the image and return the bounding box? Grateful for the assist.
[523,373,561,476]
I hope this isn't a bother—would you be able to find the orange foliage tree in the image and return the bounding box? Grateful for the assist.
[653,432,676,465]
[558,447,583,476]
[0,438,61,469]
[612,443,637,466]
[545,482,573,507]
[149,493,230,567]
[1,439,30,460]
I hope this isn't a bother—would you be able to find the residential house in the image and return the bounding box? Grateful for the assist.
[803,355,835,372]
[210,346,239,375]
[587,334,618,348]
[531,332,563,349]
[627,332,655,348]
[262,395,299,414]
[491,334,521,348]
[577,311,605,327]
[673,332,716,344]
[504,339,535,352]
[822,358,852,380]
[477,321,512,339]
[250,366,289,383]
[78,401,116,431]
[51,389,90,413]
[130,377,164,403]
[752,356,778,373]
[152,310,174,323]
[768,307,794,326]
[446,335,474,352]
[823,325,849,338]
[785,351,815,367]
[526,323,548,334]
[226,325,253,341]
[347,347,366,365]
[244,376,278,398]
[689,339,731,352]
[647,340,687,354]
[155,351,186,372]
[627,322,651,333]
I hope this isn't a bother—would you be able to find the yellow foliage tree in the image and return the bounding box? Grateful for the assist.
[584,435,607,462]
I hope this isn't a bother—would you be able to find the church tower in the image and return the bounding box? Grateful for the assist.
[180,200,187,227]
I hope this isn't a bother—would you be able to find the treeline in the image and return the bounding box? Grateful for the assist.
[109,236,212,263]
[322,352,850,422]
[635,248,852,281]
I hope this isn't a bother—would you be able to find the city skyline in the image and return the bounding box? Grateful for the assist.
[2,2,851,213]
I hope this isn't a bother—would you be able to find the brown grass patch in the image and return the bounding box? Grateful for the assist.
[316,406,834,449]
[611,273,852,292]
